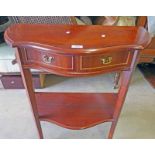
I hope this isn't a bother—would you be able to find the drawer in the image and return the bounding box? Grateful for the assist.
[80,50,132,71]
[24,48,74,71]
[0,75,41,89]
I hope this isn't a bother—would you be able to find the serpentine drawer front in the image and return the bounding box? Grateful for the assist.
[24,48,74,71]
[23,47,133,74]
[23,48,133,73]
[79,50,133,71]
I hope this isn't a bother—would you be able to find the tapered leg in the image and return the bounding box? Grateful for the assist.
[40,74,46,88]
[16,49,43,139]
[108,121,117,139]
[108,70,133,139]
[114,72,121,89]
[108,50,140,139]
[22,69,43,139]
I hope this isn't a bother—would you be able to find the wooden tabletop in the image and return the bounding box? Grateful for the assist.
[5,24,151,54]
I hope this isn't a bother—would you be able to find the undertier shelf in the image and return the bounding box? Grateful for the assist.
[35,92,118,130]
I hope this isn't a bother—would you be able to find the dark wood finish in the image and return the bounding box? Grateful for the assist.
[136,16,155,63]
[5,24,149,50]
[5,24,150,76]
[108,50,140,138]
[24,47,74,71]
[80,49,133,71]
[139,49,155,63]
[136,16,147,27]
[16,49,43,138]
[36,92,117,130]
[147,37,155,49]
[0,75,41,89]
[4,24,151,138]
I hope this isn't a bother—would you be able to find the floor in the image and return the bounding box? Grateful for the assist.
[0,69,155,139]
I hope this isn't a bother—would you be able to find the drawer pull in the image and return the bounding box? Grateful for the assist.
[11,81,15,84]
[42,55,54,64]
[101,56,112,64]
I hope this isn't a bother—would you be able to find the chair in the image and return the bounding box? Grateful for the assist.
[4,24,151,138]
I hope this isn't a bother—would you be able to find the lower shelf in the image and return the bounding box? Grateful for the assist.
[35,92,117,130]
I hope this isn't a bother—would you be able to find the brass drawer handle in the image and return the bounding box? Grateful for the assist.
[42,55,54,64]
[101,56,112,64]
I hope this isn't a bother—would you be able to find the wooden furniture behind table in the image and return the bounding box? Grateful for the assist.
[114,16,155,88]
[5,24,151,138]
[136,16,155,63]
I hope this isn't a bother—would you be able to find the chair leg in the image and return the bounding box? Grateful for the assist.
[114,72,121,89]
[40,74,46,88]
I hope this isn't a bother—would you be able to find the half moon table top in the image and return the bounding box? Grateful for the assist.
[5,24,151,54]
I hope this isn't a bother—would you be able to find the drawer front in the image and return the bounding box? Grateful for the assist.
[80,50,132,71]
[24,48,74,71]
[0,75,41,89]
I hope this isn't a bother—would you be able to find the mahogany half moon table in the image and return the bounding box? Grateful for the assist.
[4,24,151,139]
